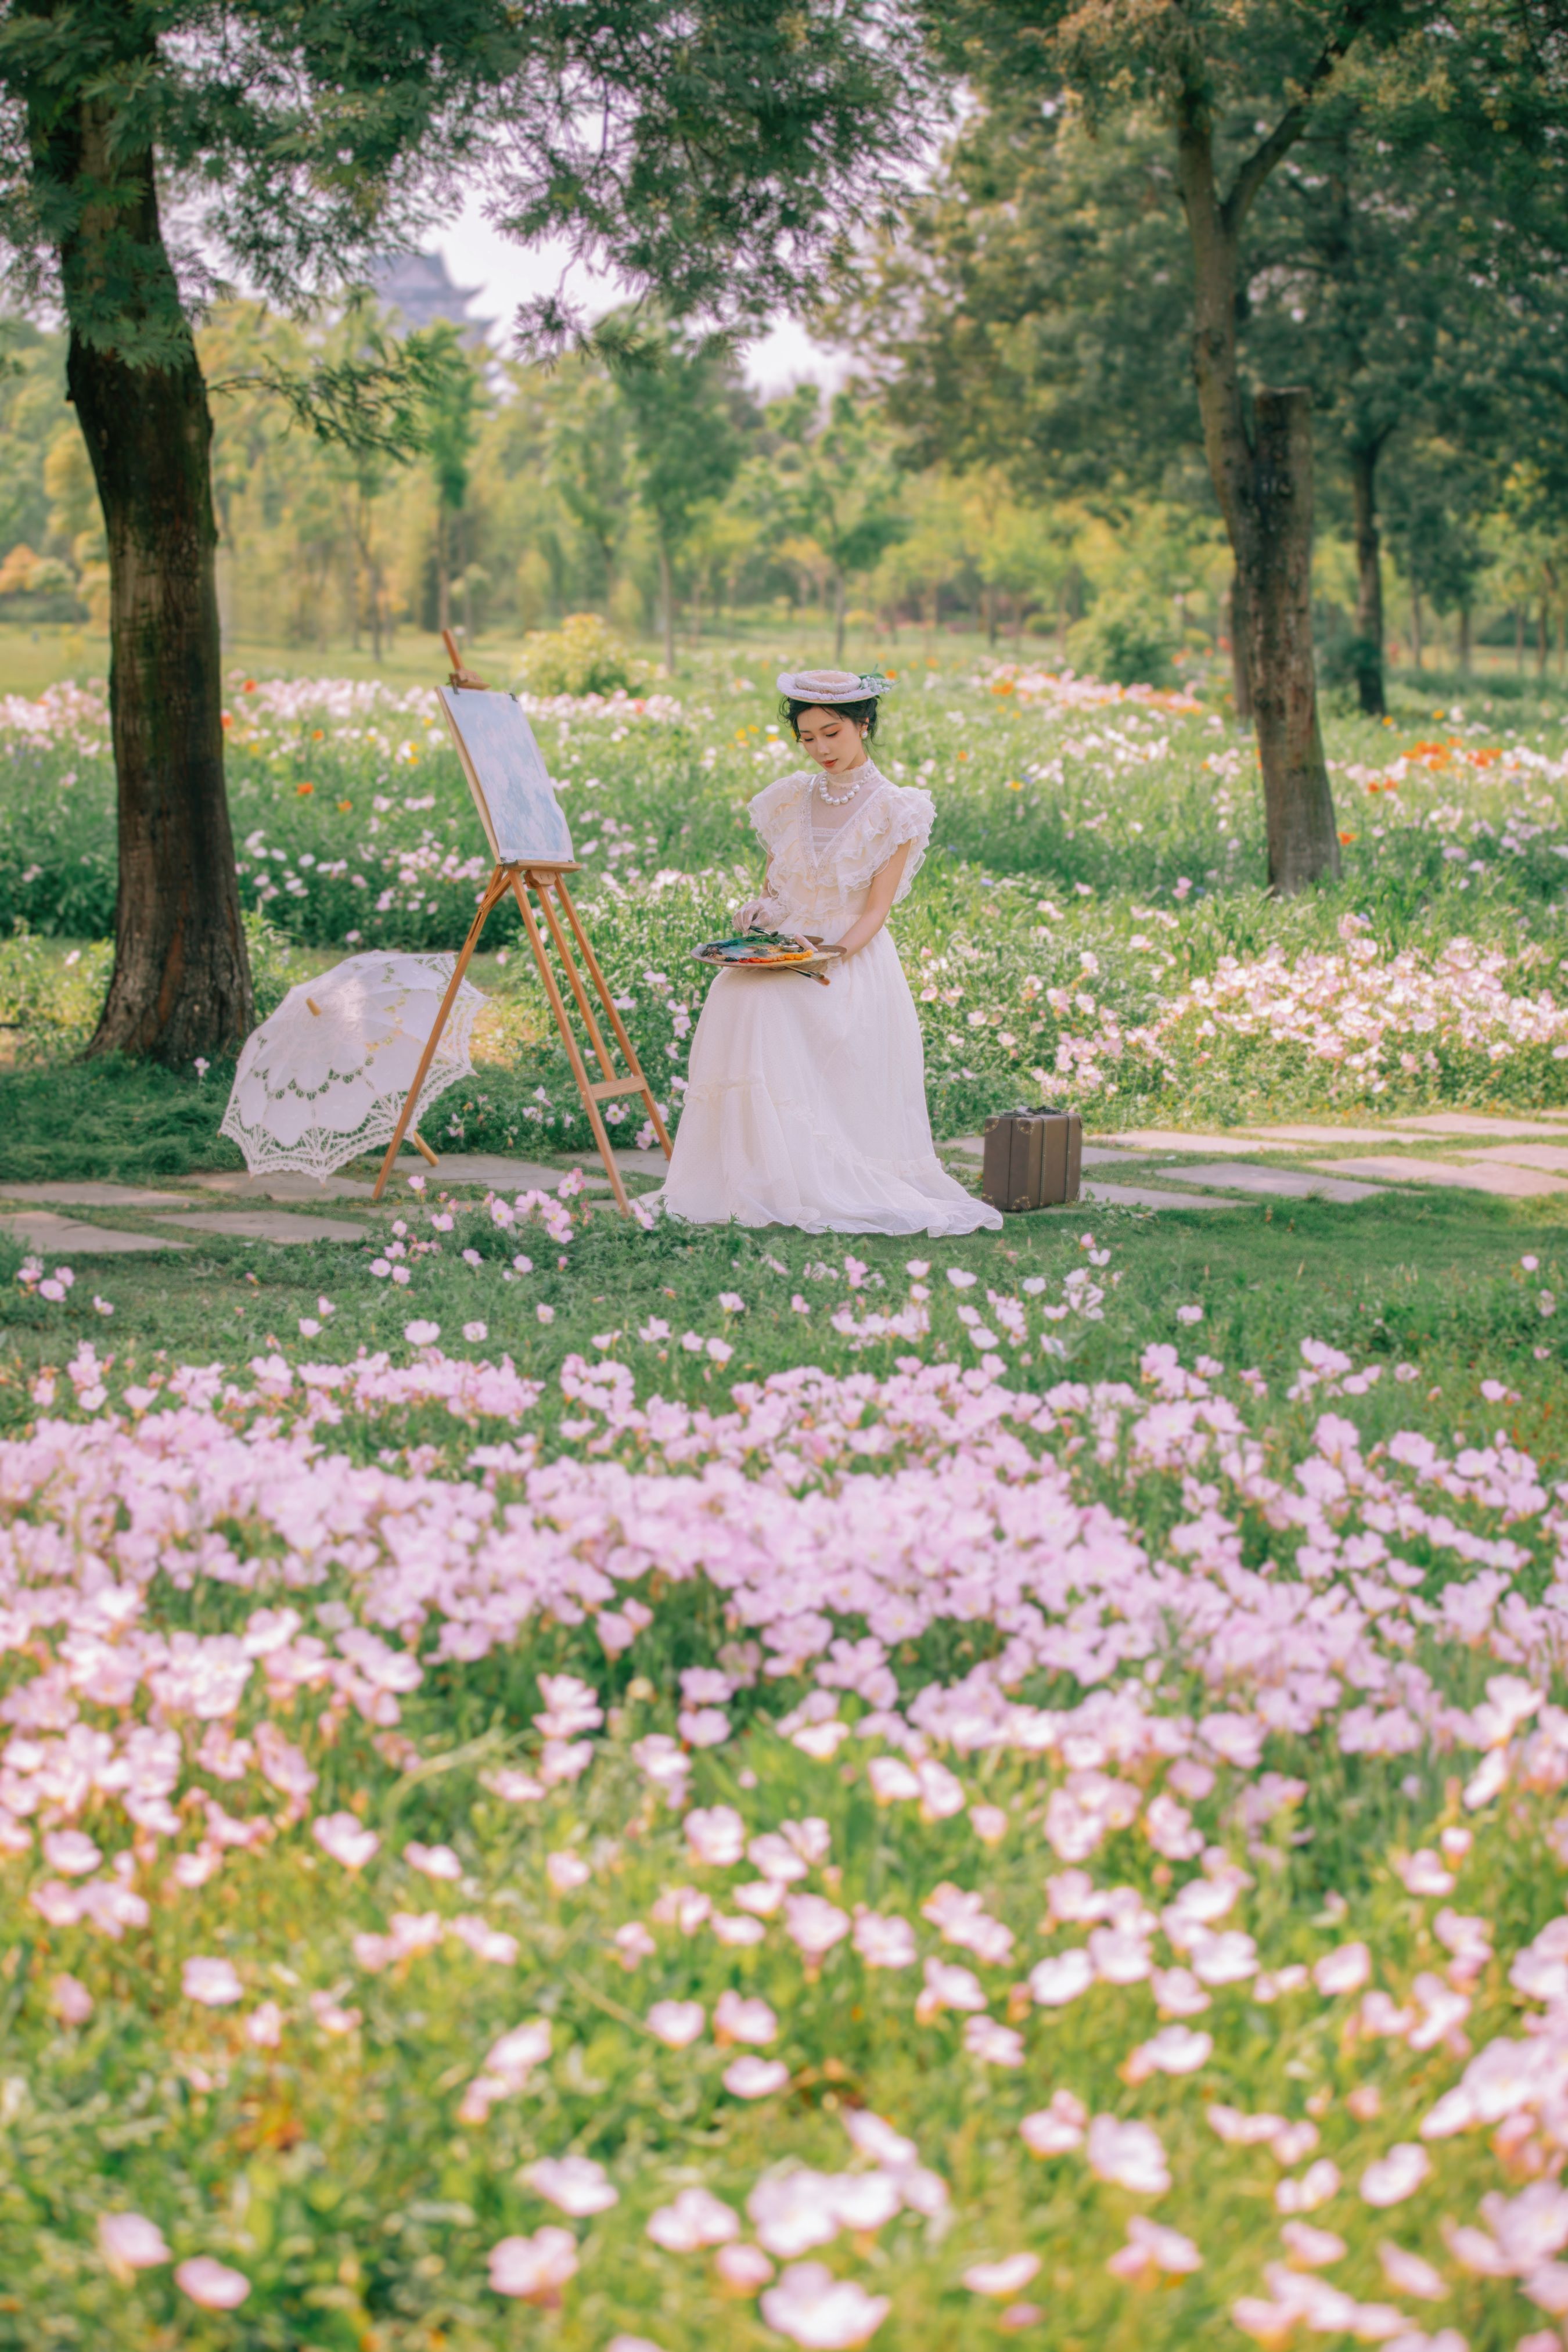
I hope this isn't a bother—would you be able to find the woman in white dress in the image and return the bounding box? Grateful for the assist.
[660,667,1002,1236]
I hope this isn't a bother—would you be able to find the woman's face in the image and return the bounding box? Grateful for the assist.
[794,707,869,776]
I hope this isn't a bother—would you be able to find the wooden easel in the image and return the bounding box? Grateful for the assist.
[371,638,673,1211]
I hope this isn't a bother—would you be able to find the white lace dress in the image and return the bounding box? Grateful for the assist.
[659,762,1002,1236]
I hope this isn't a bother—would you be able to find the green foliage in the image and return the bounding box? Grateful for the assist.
[517,614,654,698]
[1067,595,1178,688]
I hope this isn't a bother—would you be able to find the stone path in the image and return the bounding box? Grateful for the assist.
[1077,1181,1240,1212]
[192,1172,374,1203]
[1158,1161,1384,1204]
[0,1182,193,1207]
[0,1211,190,1254]
[1309,1156,1568,1199]
[152,1210,371,1245]
[1387,1112,1568,1138]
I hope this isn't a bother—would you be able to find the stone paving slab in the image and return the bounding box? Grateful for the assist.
[0,1181,196,1207]
[1457,1143,1568,1174]
[1239,1124,1415,1148]
[0,1211,190,1254]
[192,1172,375,1203]
[1101,1130,1267,1155]
[564,1148,671,1178]
[942,1134,1147,1169]
[1309,1156,1568,1199]
[1390,1113,1568,1139]
[152,1211,369,1245]
[1157,1161,1384,1203]
[393,1153,611,1192]
[1074,1181,1242,1211]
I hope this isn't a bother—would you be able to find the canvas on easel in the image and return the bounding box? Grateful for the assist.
[371,636,672,1209]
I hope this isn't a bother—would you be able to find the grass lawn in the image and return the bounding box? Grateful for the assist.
[3,648,1568,2350]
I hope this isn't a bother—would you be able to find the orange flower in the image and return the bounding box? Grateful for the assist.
[1339,830,1357,844]
[311,728,325,740]
[220,711,232,728]
[242,678,257,692]
[337,798,352,814]
[297,781,314,796]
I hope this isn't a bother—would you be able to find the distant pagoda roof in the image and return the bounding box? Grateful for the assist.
[366,250,492,341]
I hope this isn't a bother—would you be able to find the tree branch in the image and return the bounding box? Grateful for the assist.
[1220,0,1379,234]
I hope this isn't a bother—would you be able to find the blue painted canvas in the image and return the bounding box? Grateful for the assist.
[437,688,574,866]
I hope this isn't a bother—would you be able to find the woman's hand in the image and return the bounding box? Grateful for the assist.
[737,897,775,932]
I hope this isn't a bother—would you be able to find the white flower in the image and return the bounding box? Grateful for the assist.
[181,1956,243,2007]
[402,1319,440,1346]
[487,2227,578,2301]
[1360,2145,1432,2207]
[523,2155,618,2216]
[1087,2116,1170,2196]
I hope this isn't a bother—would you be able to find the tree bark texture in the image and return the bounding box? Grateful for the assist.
[833,568,847,660]
[658,538,676,673]
[1226,569,1254,722]
[1247,391,1340,893]
[1175,85,1340,893]
[1347,442,1386,716]
[57,104,251,1060]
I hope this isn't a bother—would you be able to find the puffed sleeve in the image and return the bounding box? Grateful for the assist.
[830,785,936,905]
[746,771,811,853]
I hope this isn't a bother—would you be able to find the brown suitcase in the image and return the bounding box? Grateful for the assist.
[980,1108,1083,1213]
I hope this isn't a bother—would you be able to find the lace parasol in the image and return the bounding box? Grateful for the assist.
[220,952,485,1181]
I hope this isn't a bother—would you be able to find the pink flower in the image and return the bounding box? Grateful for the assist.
[181,1956,242,2007]
[1281,2222,1345,2268]
[646,1999,706,2048]
[487,2227,579,2302]
[784,1893,850,1960]
[760,2261,890,2347]
[1106,2218,1203,2280]
[1020,2091,1087,2156]
[405,1840,462,1881]
[647,2186,741,2250]
[1275,2160,1341,2215]
[403,1319,440,1346]
[1124,2024,1213,2082]
[853,1911,917,1969]
[685,1805,747,1867]
[246,2001,284,2048]
[1313,1942,1372,1997]
[42,1829,100,1878]
[1027,1950,1094,2008]
[523,2156,618,2216]
[724,2055,790,2099]
[715,1989,778,2044]
[51,1973,93,2025]
[174,2257,251,2310]
[98,2211,171,2275]
[546,1850,591,1894]
[1378,2242,1445,2299]
[311,1812,380,1871]
[1087,2116,1170,2196]
[1176,1304,1203,1325]
[716,2241,775,2289]
[1360,2145,1432,2207]
[963,2253,1041,2297]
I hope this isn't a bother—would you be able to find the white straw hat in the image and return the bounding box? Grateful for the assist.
[776,667,895,702]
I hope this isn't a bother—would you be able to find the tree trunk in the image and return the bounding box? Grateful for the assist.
[657,537,675,674]
[1175,93,1339,892]
[1225,569,1254,723]
[1410,587,1422,672]
[1246,390,1340,893]
[833,567,847,661]
[57,107,250,1060]
[436,507,452,636]
[1538,600,1549,679]
[1347,441,1385,716]
[983,582,997,645]
[1458,605,1471,676]
[1516,603,1526,675]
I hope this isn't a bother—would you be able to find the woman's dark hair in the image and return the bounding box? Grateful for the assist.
[781,693,879,740]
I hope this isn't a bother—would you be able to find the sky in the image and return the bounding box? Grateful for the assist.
[433,193,845,398]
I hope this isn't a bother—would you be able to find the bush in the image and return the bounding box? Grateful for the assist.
[1065,594,1178,688]
[517,612,654,698]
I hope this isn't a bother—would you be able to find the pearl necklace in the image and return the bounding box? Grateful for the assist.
[815,758,877,807]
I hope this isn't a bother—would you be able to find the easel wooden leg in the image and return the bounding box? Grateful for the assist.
[372,866,513,1202]
[554,875,673,1161]
[508,873,632,1215]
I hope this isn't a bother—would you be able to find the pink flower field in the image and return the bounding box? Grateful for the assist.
[2,1231,1567,2351]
